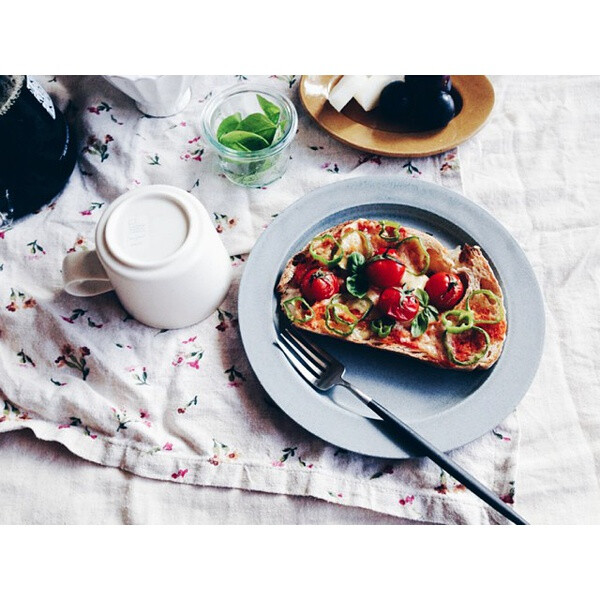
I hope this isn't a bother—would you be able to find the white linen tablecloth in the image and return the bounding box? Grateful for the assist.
[1,75,599,525]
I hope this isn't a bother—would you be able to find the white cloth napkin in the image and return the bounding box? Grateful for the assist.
[0,75,519,524]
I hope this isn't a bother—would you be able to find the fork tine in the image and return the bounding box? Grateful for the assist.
[275,337,320,385]
[279,332,324,377]
[283,327,332,370]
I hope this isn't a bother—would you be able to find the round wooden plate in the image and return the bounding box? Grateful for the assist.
[299,75,495,157]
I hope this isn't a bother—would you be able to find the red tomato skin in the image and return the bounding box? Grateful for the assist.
[292,263,310,286]
[365,251,406,288]
[424,272,464,310]
[300,268,339,303]
[378,288,420,323]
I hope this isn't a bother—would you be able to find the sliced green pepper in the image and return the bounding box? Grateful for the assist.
[441,309,475,334]
[283,296,314,323]
[378,220,402,243]
[309,234,344,267]
[370,317,394,338]
[395,236,430,275]
[443,326,490,366]
[466,289,504,324]
[329,294,373,321]
[325,303,356,336]
[339,230,374,264]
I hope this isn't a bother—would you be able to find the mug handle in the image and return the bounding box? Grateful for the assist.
[62,250,114,297]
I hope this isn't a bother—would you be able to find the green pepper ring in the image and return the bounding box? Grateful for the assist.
[340,230,374,261]
[325,304,356,336]
[378,220,401,243]
[283,296,315,323]
[443,326,490,366]
[395,235,430,276]
[441,309,475,334]
[466,289,504,324]
[370,318,394,338]
[309,234,344,267]
[329,294,373,322]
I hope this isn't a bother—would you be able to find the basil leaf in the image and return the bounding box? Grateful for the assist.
[410,311,430,338]
[237,112,277,144]
[413,287,429,307]
[346,273,369,298]
[425,304,439,320]
[347,251,365,275]
[257,94,281,125]
[217,112,242,141]
[219,130,270,151]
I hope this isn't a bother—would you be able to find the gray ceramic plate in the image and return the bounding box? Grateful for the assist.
[238,176,544,458]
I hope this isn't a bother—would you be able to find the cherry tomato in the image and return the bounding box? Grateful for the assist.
[424,271,464,310]
[292,262,310,286]
[300,268,340,303]
[364,249,406,288]
[377,287,420,323]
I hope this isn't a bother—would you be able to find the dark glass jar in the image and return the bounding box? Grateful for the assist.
[0,75,77,220]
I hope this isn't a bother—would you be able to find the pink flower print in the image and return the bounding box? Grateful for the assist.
[399,495,415,506]
[273,446,296,466]
[54,346,90,380]
[83,134,112,162]
[163,442,173,451]
[492,429,512,442]
[66,235,87,254]
[6,301,17,312]
[58,416,97,438]
[79,201,104,217]
[172,340,203,369]
[140,409,150,419]
[171,469,188,480]
[180,121,187,127]
[87,102,111,116]
[209,439,238,465]
[188,136,201,144]
[177,395,198,414]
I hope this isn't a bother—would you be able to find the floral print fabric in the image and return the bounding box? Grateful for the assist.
[0,75,518,524]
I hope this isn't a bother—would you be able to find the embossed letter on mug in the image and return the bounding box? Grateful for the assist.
[62,185,232,329]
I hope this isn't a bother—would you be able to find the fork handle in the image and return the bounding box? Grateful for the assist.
[341,380,528,525]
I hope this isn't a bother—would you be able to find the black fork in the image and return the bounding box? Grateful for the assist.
[275,326,528,525]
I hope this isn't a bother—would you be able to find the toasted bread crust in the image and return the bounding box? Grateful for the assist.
[277,219,506,370]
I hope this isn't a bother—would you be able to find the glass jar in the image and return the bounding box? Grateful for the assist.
[201,83,297,188]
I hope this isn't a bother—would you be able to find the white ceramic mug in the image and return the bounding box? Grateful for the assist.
[63,185,232,329]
